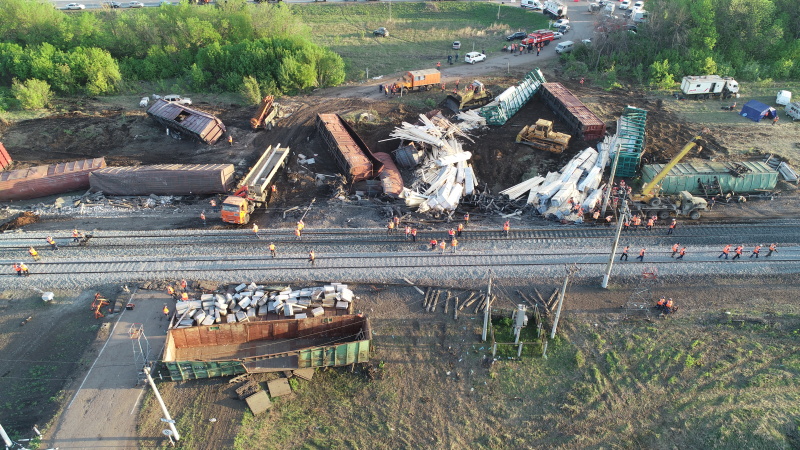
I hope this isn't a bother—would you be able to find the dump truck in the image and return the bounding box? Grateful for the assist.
[515,119,571,153]
[441,81,494,113]
[680,75,739,100]
[250,95,281,130]
[221,144,290,225]
[628,130,709,219]
[396,69,441,93]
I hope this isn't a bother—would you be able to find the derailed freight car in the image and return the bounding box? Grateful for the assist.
[540,83,605,141]
[89,164,235,196]
[316,114,384,182]
[159,314,371,381]
[146,99,226,144]
[641,161,778,196]
[0,158,106,201]
[373,152,404,198]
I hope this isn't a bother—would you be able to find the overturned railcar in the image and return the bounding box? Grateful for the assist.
[147,99,226,144]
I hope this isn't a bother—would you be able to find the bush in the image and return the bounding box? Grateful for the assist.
[239,75,261,105]
[11,78,52,110]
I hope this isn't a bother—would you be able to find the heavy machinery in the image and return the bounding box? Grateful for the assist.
[221,144,290,225]
[250,95,281,130]
[515,119,571,153]
[396,69,441,93]
[441,80,494,113]
[628,130,709,219]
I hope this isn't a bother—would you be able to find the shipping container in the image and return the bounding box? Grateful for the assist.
[159,314,372,381]
[146,99,227,144]
[373,152,404,198]
[316,114,383,182]
[0,158,106,201]
[540,83,606,140]
[641,161,778,195]
[0,142,12,170]
[89,164,235,196]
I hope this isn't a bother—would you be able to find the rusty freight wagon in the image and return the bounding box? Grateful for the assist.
[146,99,227,144]
[540,83,606,141]
[316,114,383,182]
[89,164,235,196]
[373,152,403,198]
[0,158,106,201]
[160,314,372,381]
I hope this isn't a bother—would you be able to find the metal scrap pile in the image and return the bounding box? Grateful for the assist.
[388,113,480,214]
[500,146,609,221]
[173,282,355,328]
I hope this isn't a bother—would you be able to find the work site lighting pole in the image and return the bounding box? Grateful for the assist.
[601,197,629,289]
[144,366,180,442]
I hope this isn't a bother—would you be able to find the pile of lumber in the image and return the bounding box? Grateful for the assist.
[173,282,355,328]
[422,288,490,320]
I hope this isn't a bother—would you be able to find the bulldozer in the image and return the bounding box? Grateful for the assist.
[442,80,494,113]
[515,119,571,153]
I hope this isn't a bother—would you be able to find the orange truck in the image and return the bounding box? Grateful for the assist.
[221,144,290,225]
[396,69,441,93]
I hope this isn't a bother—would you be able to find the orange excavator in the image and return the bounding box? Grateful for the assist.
[91,293,110,319]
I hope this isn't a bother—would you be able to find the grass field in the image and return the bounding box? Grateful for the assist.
[292,2,549,80]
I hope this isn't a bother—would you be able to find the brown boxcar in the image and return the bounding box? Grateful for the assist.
[89,164,235,196]
[540,83,606,141]
[373,152,404,197]
[316,114,383,182]
[146,99,227,144]
[0,158,106,201]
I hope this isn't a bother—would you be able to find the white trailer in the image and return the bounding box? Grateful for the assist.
[680,75,739,100]
[544,0,567,19]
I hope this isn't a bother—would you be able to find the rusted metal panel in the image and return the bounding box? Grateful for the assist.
[0,157,106,201]
[541,83,606,141]
[146,99,227,144]
[373,152,404,198]
[316,114,384,182]
[89,164,235,196]
[0,142,12,170]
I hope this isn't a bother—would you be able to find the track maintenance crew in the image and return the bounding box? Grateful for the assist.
[457,223,464,237]
[387,221,395,236]
[451,238,458,253]
[269,243,277,258]
[656,297,666,311]
[619,246,629,261]
[667,219,677,235]
[20,263,29,276]
[503,220,510,237]
[308,250,316,266]
[166,285,176,299]
[162,304,170,320]
[676,247,687,260]
[297,219,305,232]
[46,236,58,251]
[750,245,761,258]
[180,279,187,290]
[664,298,675,314]
[671,243,680,258]
[718,244,731,259]
[463,213,470,227]
[731,245,744,260]
[448,228,456,242]
[13,263,22,277]
[623,217,630,231]
[411,228,417,242]
[252,223,260,238]
[765,243,777,257]
[200,211,206,226]
[430,238,438,250]
[393,216,400,229]
[439,240,447,254]
[181,292,189,301]
[646,217,654,231]
[632,215,641,229]
[29,247,40,261]
[404,226,411,240]
[636,248,646,262]
[72,229,81,243]
[295,227,302,240]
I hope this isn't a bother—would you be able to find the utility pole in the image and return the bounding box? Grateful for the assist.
[497,3,501,20]
[601,195,630,289]
[1,422,14,449]
[481,272,493,342]
[601,138,621,216]
[144,366,180,442]
[550,264,579,339]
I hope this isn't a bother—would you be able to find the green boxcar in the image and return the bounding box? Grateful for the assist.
[641,161,778,195]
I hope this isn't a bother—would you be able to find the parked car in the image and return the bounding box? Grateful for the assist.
[452,41,461,50]
[164,95,192,105]
[105,1,122,7]
[552,19,570,29]
[373,27,389,37]
[582,38,592,45]
[128,1,144,7]
[464,52,486,64]
[633,1,645,10]
[506,31,527,41]
[161,1,173,4]
[66,3,86,9]
[552,32,563,40]
[559,25,571,34]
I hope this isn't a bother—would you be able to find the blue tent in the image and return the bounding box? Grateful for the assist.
[739,100,777,122]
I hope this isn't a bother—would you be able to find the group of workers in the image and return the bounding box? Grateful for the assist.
[10,231,89,276]
[655,297,678,315]
[620,243,779,262]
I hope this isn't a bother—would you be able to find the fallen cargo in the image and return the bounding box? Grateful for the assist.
[540,83,605,141]
[641,161,778,196]
[373,152,404,198]
[160,314,371,381]
[0,158,106,201]
[146,99,227,144]
[89,164,235,196]
[316,114,383,182]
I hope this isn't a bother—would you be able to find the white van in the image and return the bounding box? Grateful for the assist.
[521,0,542,9]
[555,40,574,54]
[786,102,800,121]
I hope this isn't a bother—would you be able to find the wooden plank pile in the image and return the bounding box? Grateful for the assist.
[173,282,355,329]
[422,287,490,320]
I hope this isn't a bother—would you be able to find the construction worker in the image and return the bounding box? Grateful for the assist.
[252,223,260,238]
[605,215,613,226]
[731,244,744,260]
[664,298,675,314]
[387,221,395,236]
[430,238,438,250]
[667,219,677,235]
[393,216,400,229]
[636,248,646,262]
[456,223,464,237]
[622,217,630,232]
[13,263,22,277]
[671,243,680,258]
[503,220,510,237]
[295,227,302,240]
[411,228,417,242]
[438,240,446,254]
[719,244,731,259]
[180,292,189,301]
[166,285,176,299]
[766,243,777,257]
[750,245,762,258]
[180,278,187,290]
[210,199,217,209]
[200,211,206,226]
[228,135,233,146]
[645,217,654,231]
[592,210,601,223]
[448,228,456,242]
[451,238,458,253]
[463,212,469,227]
[20,263,29,276]
[72,229,81,243]
[619,246,629,261]
[269,243,276,258]
[162,304,170,320]
[676,247,687,260]
[297,219,305,232]
[656,297,666,311]
[308,250,316,266]
[632,215,641,229]
[29,247,40,261]
[46,236,58,251]
[404,226,411,240]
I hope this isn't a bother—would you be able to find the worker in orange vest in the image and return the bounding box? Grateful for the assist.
[181,292,189,301]
[448,228,456,241]
[13,263,22,277]
[297,219,305,231]
[393,216,400,228]
[750,245,762,258]
[438,240,446,254]
[404,226,411,240]
[671,243,680,258]
[619,246,629,261]
[46,236,58,251]
[636,248,646,262]
[731,244,744,260]
[20,263,29,276]
[430,238,438,250]
[676,247,686,260]
[451,238,458,253]
[664,298,674,313]
[72,229,81,243]
[180,278,187,290]
[503,220,510,237]
[295,227,302,240]
[200,211,206,226]
[645,217,654,231]
[308,250,316,266]
[718,244,731,259]
[656,297,666,310]
[166,285,176,299]
[269,243,276,258]
[29,247,40,261]
[252,223,259,238]
[162,304,170,320]
[667,219,677,235]
[765,243,777,257]
[463,212,470,226]
[387,221,395,235]
[622,217,630,231]
[411,228,417,242]
[456,223,464,237]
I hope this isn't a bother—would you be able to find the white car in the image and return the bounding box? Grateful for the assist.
[619,0,631,9]
[552,19,570,29]
[582,39,592,45]
[552,32,564,40]
[633,1,644,10]
[66,3,86,9]
[164,95,192,105]
[464,52,486,64]
[128,1,144,7]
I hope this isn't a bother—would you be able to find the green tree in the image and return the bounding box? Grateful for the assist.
[649,59,675,89]
[11,78,52,110]
[239,75,261,105]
